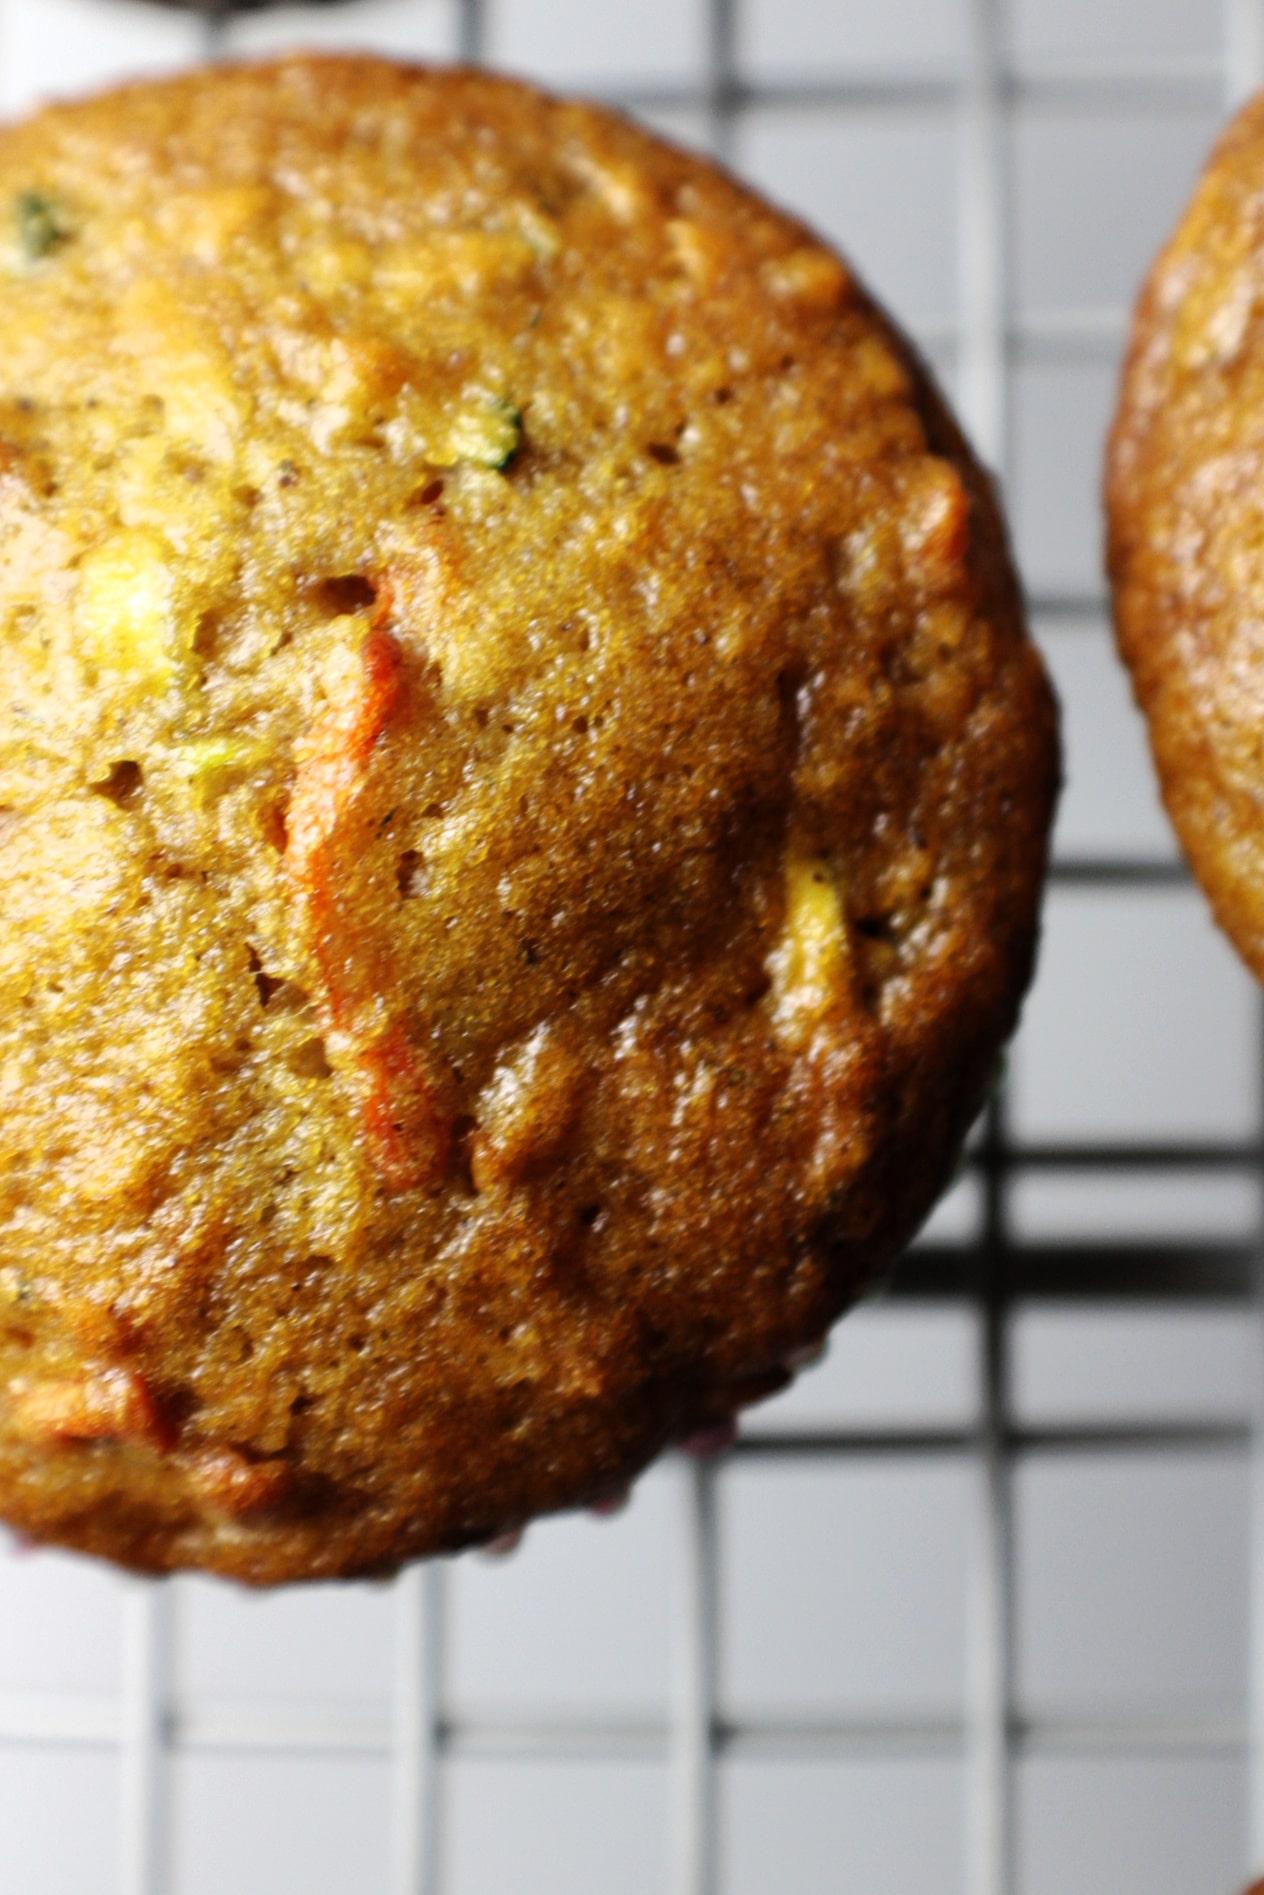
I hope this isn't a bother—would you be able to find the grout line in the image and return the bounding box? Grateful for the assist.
[670,1458,720,1895]
[391,1564,446,1895]
[118,1583,172,1895]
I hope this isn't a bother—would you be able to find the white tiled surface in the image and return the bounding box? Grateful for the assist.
[0,4,1260,1895]
[1011,109,1221,319]
[1006,0,1224,67]
[748,1302,979,1431]
[174,1569,397,1712]
[445,1759,670,1895]
[1015,1757,1246,1895]
[446,1465,675,1718]
[1010,888,1260,1144]
[225,0,459,60]
[722,1460,973,1717]
[1014,1452,1250,1716]
[486,0,706,86]
[0,0,199,114]
[738,0,967,79]
[723,1758,968,1895]
[3,1748,120,1891]
[169,1753,394,1895]
[0,1549,125,1695]
[1012,1301,1258,1420]
[1011,1167,1262,1242]
[738,106,960,329]
[1039,620,1176,862]
[1010,360,1119,599]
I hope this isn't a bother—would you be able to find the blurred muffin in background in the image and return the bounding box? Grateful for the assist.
[1109,92,1264,981]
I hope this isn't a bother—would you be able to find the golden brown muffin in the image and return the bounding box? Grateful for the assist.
[1108,94,1264,979]
[0,56,1056,1582]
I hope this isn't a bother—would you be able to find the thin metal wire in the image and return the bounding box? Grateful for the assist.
[1001,1139,1254,1167]
[967,1159,1016,1895]
[736,1422,1251,1457]
[392,1563,446,1895]
[199,0,232,56]
[958,0,1007,472]
[704,0,737,164]
[119,1582,173,1895]
[457,0,484,64]
[670,1458,720,1895]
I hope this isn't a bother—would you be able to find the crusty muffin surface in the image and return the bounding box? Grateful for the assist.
[1108,93,1264,979]
[0,56,1056,1581]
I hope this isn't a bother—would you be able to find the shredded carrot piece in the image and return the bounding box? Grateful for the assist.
[187,1445,292,1519]
[13,1368,169,1449]
[286,579,450,1193]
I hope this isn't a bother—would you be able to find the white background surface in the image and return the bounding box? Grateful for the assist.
[0,2,1259,1892]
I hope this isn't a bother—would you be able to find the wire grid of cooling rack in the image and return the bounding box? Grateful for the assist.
[1,0,1262,1890]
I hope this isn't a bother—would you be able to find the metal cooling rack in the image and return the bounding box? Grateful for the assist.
[0,0,1261,1889]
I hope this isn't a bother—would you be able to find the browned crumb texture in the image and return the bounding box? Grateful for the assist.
[1108,93,1264,982]
[0,56,1056,1582]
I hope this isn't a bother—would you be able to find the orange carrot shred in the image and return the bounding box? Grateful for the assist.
[286,579,451,1193]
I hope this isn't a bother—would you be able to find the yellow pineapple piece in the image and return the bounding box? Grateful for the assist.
[75,528,182,689]
[443,395,523,470]
[170,734,271,803]
[767,848,853,1047]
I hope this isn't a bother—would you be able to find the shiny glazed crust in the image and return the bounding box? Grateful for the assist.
[0,56,1057,1581]
[1108,92,1264,980]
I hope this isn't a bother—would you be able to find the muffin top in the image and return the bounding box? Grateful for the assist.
[1109,93,1264,980]
[0,56,1056,1581]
